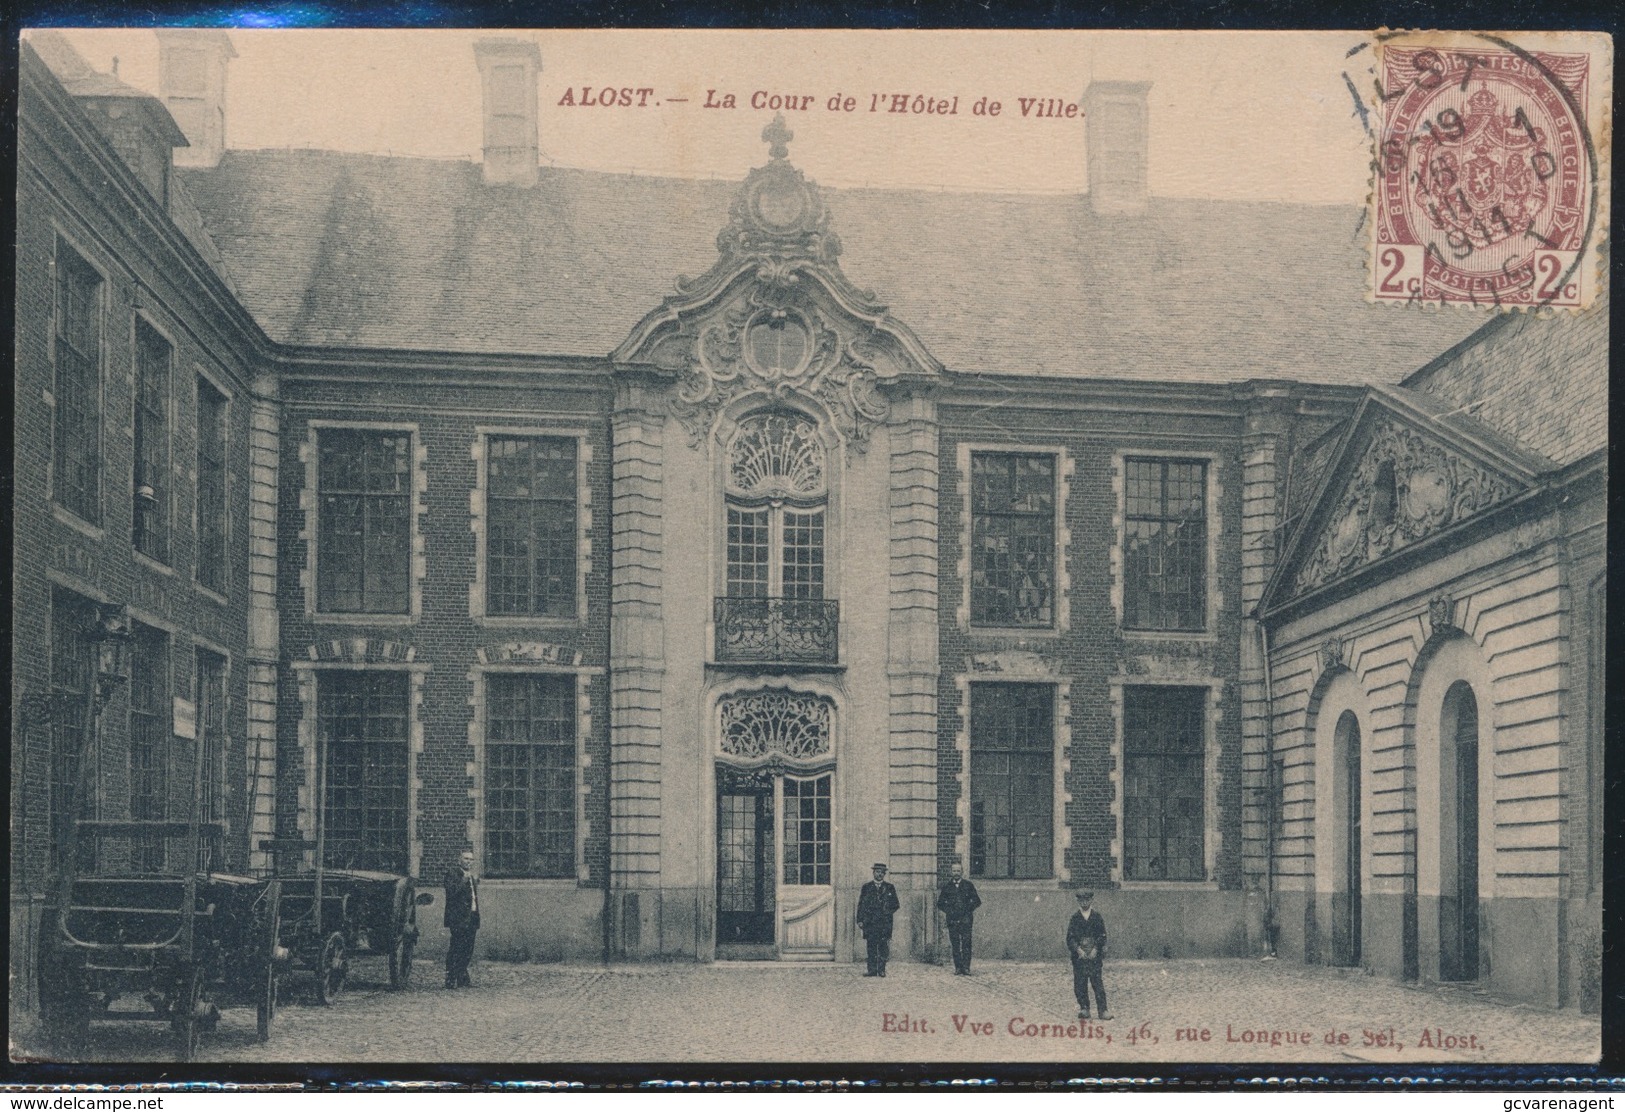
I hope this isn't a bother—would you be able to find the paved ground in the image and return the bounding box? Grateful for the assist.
[11,954,1600,1066]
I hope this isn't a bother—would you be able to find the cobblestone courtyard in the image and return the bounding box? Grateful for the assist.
[13,956,1599,1066]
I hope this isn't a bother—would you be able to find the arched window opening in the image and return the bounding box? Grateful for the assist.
[1333,709,1362,967]
[717,412,837,665]
[1439,679,1480,982]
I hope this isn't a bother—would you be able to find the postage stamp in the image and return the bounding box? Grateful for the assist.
[1369,30,1610,310]
[7,26,1612,1083]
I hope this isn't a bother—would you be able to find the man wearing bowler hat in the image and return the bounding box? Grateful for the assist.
[857,862,901,976]
[1066,888,1112,1020]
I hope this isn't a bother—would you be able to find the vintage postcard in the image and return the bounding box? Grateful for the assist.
[9,27,1609,1074]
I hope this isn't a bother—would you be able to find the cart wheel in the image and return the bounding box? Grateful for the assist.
[316,931,348,1005]
[388,887,416,990]
[256,962,277,1043]
[257,880,282,1042]
[389,931,415,989]
[173,972,203,1063]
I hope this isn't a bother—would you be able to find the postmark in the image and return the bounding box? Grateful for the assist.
[1369,31,1608,310]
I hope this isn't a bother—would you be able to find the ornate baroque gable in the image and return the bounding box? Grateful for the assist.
[1290,410,1524,596]
[612,115,941,450]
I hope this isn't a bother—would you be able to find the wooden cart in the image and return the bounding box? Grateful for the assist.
[35,822,285,1060]
[274,869,429,1003]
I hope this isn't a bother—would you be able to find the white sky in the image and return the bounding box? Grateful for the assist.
[48,29,1384,202]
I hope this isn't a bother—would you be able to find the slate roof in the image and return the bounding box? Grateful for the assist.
[1402,290,1609,467]
[175,149,1489,385]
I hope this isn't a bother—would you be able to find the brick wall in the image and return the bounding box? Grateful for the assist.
[14,61,259,889]
[273,374,614,886]
[935,388,1250,892]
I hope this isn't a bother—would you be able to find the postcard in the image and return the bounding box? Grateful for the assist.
[9,26,1609,1072]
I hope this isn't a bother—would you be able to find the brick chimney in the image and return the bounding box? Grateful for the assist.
[1082,81,1150,216]
[473,38,541,187]
[156,29,235,168]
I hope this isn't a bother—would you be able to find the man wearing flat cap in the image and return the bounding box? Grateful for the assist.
[857,863,901,977]
[1065,888,1112,1020]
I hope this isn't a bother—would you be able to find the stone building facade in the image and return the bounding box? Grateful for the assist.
[11,32,1605,1008]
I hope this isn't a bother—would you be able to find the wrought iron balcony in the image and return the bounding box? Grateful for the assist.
[714,596,839,666]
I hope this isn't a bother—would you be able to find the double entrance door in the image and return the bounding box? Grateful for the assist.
[716,767,834,960]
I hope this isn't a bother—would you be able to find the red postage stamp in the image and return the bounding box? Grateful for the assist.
[1370,33,1606,310]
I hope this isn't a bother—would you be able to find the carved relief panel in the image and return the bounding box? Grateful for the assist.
[1294,417,1519,594]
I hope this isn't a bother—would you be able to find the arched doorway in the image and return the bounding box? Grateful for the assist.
[1333,709,1362,967]
[1438,679,1480,981]
[713,689,837,961]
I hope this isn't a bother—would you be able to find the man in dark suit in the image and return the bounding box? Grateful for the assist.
[443,850,481,989]
[856,862,901,977]
[936,861,982,975]
[1065,888,1112,1020]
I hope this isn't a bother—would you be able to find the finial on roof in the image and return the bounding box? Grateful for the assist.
[762,113,793,160]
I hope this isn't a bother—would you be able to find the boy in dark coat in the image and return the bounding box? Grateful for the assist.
[857,863,901,976]
[1065,888,1112,1020]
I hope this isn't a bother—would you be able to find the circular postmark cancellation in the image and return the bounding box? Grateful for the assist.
[1370,31,1606,310]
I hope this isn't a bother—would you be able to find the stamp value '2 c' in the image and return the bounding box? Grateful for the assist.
[1370,31,1609,310]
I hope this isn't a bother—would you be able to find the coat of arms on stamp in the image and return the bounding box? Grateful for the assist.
[1370,34,1603,310]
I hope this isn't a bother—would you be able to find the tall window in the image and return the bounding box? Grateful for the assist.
[487,436,577,618]
[49,590,96,870]
[782,774,832,886]
[968,683,1054,879]
[1123,686,1206,881]
[128,625,170,872]
[196,378,229,594]
[970,453,1054,627]
[319,672,409,872]
[484,674,576,878]
[1124,458,1207,631]
[196,650,228,841]
[317,429,411,614]
[53,244,102,522]
[725,413,826,600]
[133,321,171,562]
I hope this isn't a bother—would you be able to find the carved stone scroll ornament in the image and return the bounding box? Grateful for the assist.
[718,690,833,763]
[667,287,894,451]
[1294,418,1517,594]
[1428,593,1456,632]
[1319,637,1345,672]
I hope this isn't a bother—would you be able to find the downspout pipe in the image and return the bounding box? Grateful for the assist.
[1260,620,1279,959]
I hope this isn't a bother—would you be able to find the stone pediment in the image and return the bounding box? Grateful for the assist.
[1271,392,1537,604]
[612,115,941,450]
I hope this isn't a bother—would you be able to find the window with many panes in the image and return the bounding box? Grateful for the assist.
[196,649,228,854]
[487,436,577,618]
[969,683,1054,879]
[196,378,229,594]
[317,429,412,614]
[484,673,576,878]
[1122,686,1206,881]
[1124,458,1207,631]
[133,321,171,562]
[49,590,96,871]
[53,244,102,523]
[319,672,410,873]
[782,774,832,885]
[970,453,1055,627]
[725,413,826,601]
[128,624,170,872]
